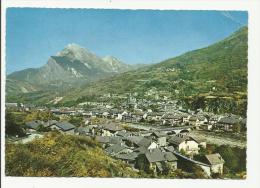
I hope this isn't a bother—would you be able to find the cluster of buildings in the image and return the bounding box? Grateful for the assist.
[24,119,224,177]
[47,106,246,133]
[7,95,244,177]
[6,94,246,134]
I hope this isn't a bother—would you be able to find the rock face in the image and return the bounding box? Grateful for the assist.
[102,55,131,73]
[8,43,132,86]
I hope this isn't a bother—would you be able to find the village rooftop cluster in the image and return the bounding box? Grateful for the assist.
[6,94,246,177]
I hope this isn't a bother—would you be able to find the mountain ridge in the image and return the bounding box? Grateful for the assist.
[6,26,248,116]
[7,43,133,91]
[60,26,247,115]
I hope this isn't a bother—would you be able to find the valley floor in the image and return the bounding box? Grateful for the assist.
[187,130,246,148]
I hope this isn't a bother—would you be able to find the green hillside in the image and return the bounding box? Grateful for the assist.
[7,27,247,116]
[62,27,247,115]
[6,132,140,177]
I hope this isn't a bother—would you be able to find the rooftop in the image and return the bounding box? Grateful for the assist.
[101,123,124,132]
[205,153,225,165]
[168,134,193,145]
[145,148,165,163]
[56,122,75,131]
[218,116,240,125]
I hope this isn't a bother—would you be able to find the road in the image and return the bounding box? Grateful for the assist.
[126,123,155,131]
[126,123,246,148]
[188,130,246,148]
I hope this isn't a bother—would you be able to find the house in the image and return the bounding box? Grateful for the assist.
[164,103,177,111]
[94,108,108,118]
[44,120,58,128]
[162,113,175,126]
[188,116,199,126]
[135,137,159,151]
[208,115,219,125]
[193,137,207,149]
[83,118,91,125]
[95,136,110,148]
[148,142,159,151]
[138,148,178,174]
[115,152,138,166]
[140,130,153,137]
[137,137,153,148]
[181,113,190,123]
[197,116,208,127]
[172,114,184,125]
[122,114,134,123]
[102,111,111,119]
[124,136,158,151]
[109,109,120,119]
[147,112,164,121]
[164,146,175,152]
[83,112,92,118]
[144,149,166,173]
[23,104,35,111]
[168,134,199,155]
[109,137,123,145]
[116,110,128,120]
[162,113,186,126]
[52,122,76,134]
[6,103,19,109]
[201,123,213,131]
[163,152,178,171]
[134,146,149,155]
[90,110,98,118]
[105,144,132,156]
[151,131,167,147]
[74,127,90,136]
[124,136,144,147]
[131,111,146,122]
[88,124,98,136]
[25,120,43,131]
[216,116,240,131]
[100,123,124,136]
[205,153,225,175]
[116,130,132,137]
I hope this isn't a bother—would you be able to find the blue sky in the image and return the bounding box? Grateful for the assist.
[6,9,248,74]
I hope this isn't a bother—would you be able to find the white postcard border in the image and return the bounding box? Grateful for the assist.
[1,1,260,188]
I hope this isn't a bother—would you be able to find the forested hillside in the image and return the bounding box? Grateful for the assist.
[63,27,247,116]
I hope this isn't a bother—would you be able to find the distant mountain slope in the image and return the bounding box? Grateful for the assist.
[6,44,136,104]
[63,27,247,115]
[6,27,248,116]
[7,43,132,88]
[6,79,39,94]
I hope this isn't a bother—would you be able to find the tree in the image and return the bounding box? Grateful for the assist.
[25,111,59,122]
[192,165,206,179]
[135,154,151,173]
[215,145,244,172]
[180,149,186,155]
[6,112,26,137]
[232,123,241,133]
[68,117,83,127]
[37,124,51,132]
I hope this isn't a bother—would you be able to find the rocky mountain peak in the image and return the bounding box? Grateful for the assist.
[56,43,96,62]
[7,43,133,88]
[103,55,121,65]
